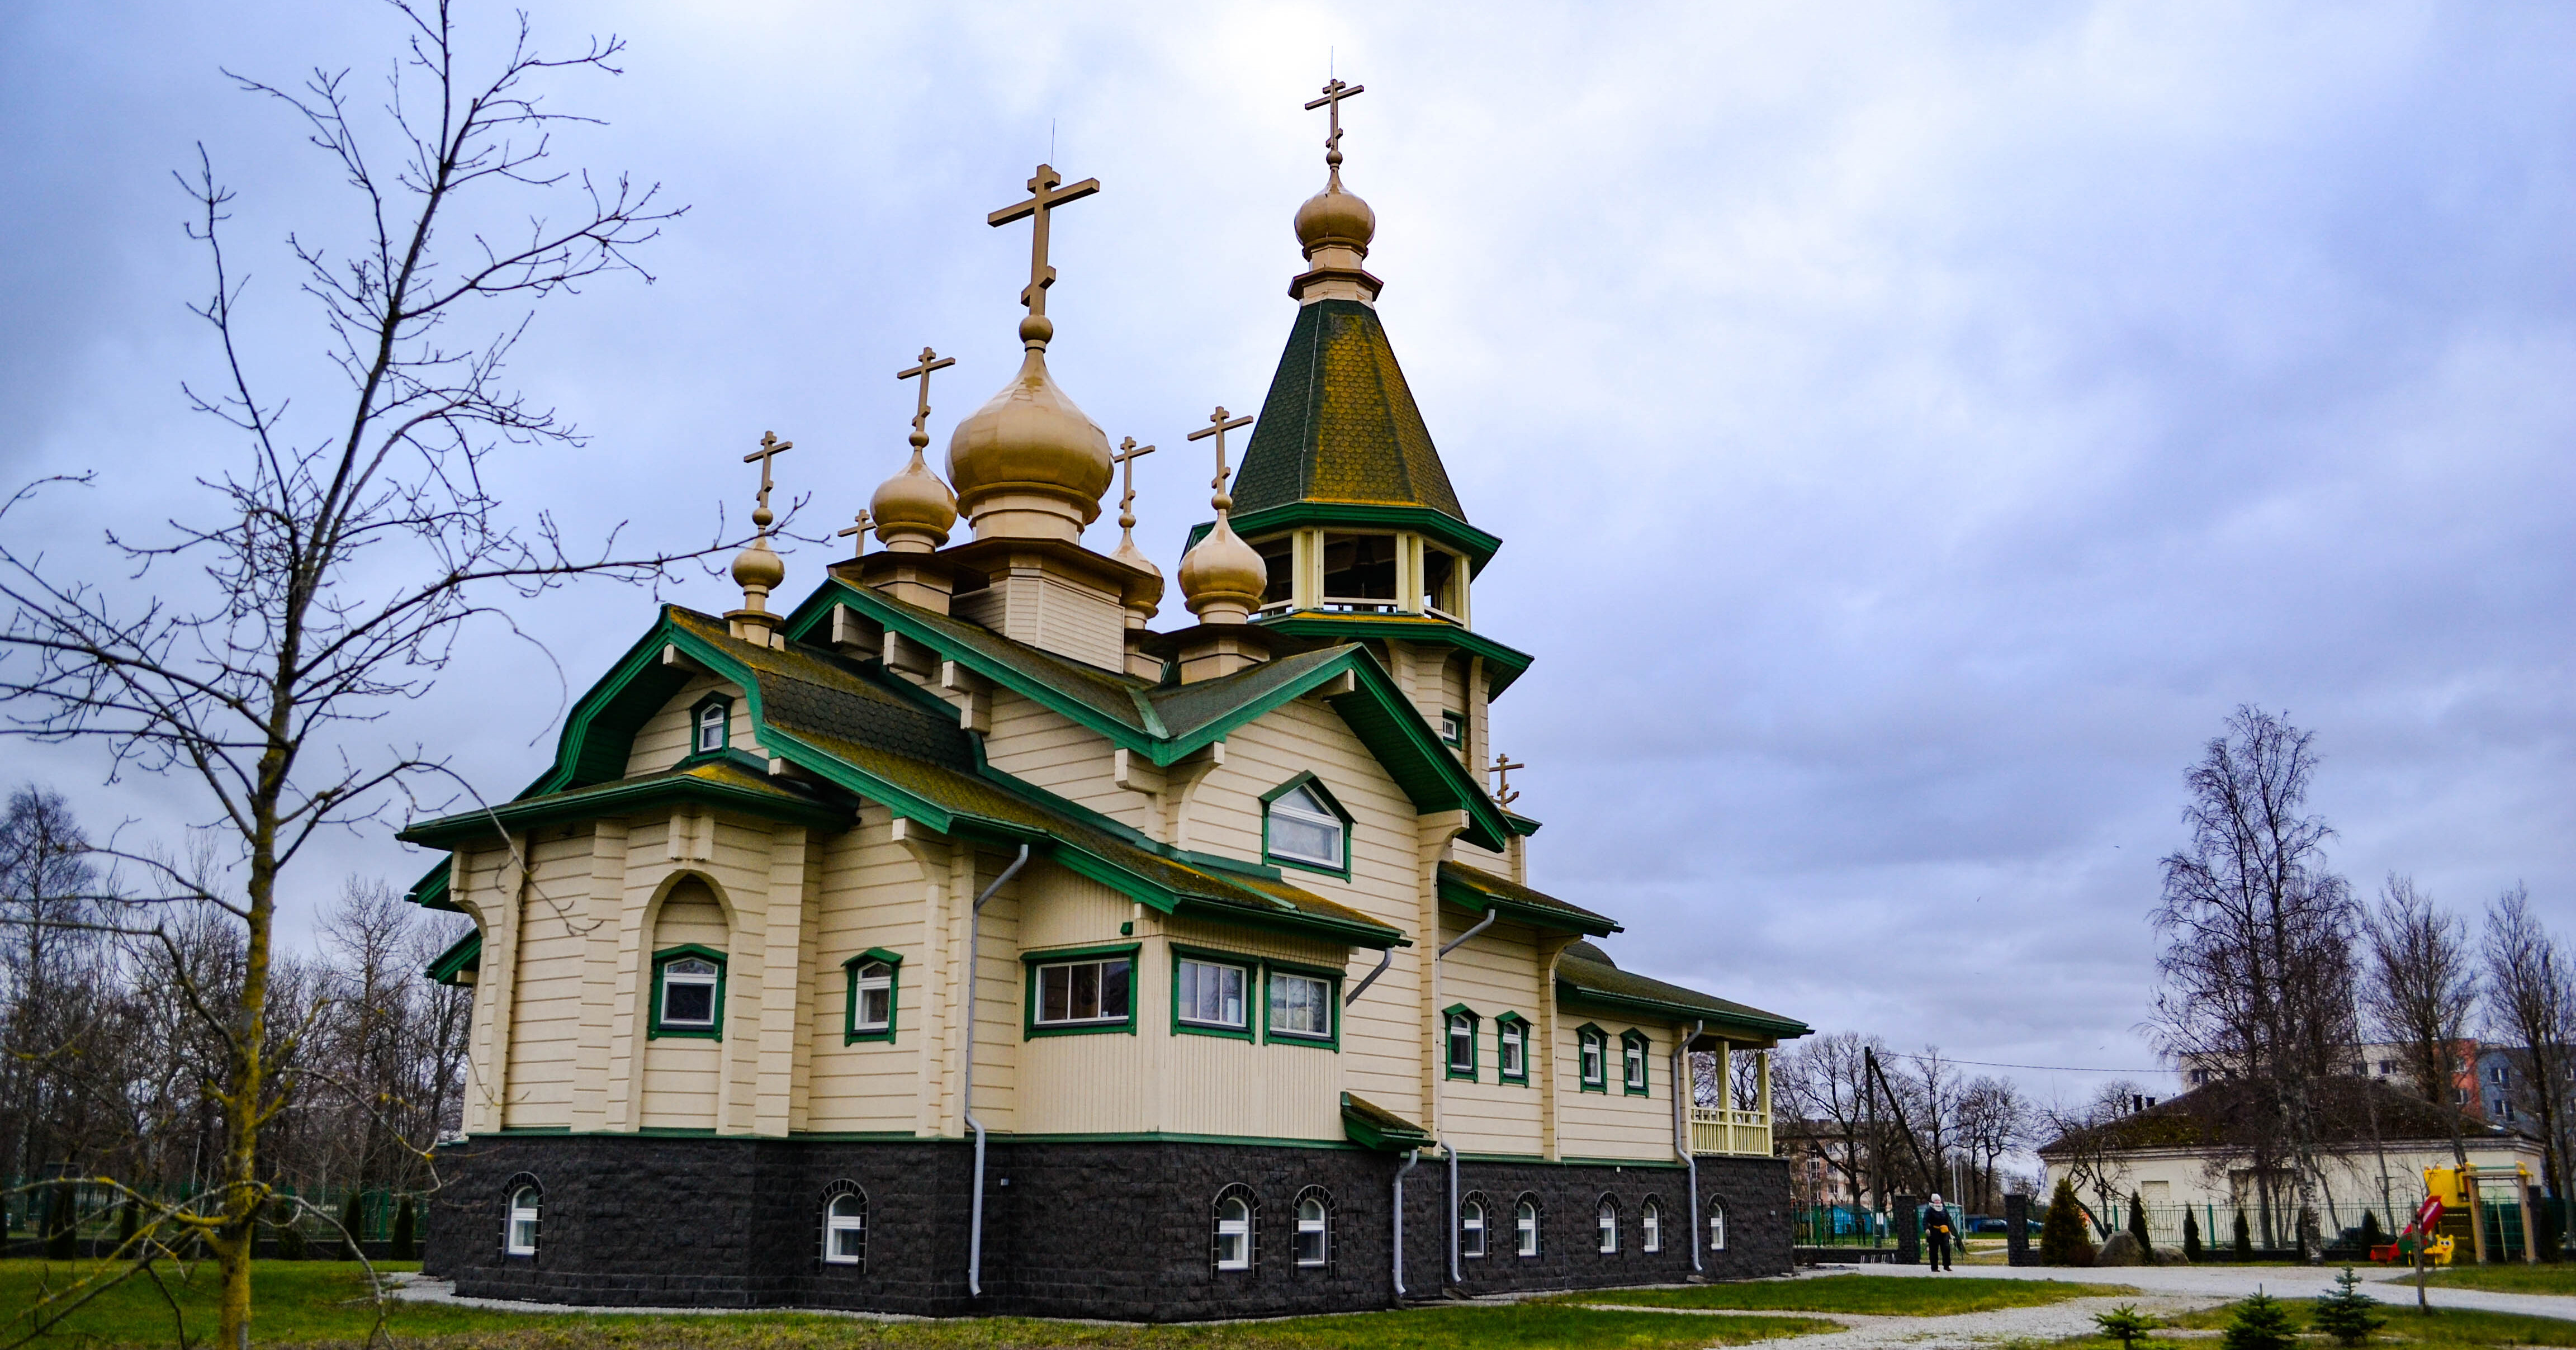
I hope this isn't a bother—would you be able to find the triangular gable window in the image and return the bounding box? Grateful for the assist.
[1264,778,1347,873]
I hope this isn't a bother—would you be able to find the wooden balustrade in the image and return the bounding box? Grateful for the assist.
[1691,1106,1773,1157]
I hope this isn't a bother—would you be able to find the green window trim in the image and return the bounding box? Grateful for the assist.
[1170,945,1257,1042]
[1621,1028,1652,1097]
[1443,1003,1480,1082]
[1576,1023,1608,1093]
[1260,771,1353,879]
[649,943,727,1040]
[686,693,734,759]
[1493,1012,1531,1084]
[842,948,903,1044]
[1022,942,1143,1039]
[1262,956,1342,1051]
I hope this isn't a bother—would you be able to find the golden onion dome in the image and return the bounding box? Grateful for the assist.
[869,443,958,547]
[1112,533,1164,612]
[946,337,1114,533]
[1294,181,1375,258]
[730,534,785,593]
[1177,513,1265,620]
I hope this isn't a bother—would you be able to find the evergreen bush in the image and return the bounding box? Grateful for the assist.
[45,1183,77,1261]
[117,1197,138,1246]
[2310,1267,2385,1346]
[2360,1211,2385,1253]
[339,1190,366,1259]
[2234,1209,2255,1260]
[2095,1304,2157,1350]
[2042,1177,2097,1266]
[2222,1290,2300,1350]
[2185,1210,2203,1262]
[391,1197,417,1261]
[2130,1190,2152,1254]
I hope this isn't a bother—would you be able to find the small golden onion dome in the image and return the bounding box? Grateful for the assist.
[1177,513,1265,621]
[869,446,958,546]
[730,534,785,594]
[1294,181,1375,258]
[946,347,1114,530]
[1112,534,1164,613]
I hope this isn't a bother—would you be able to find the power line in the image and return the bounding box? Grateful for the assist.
[1881,1050,2167,1076]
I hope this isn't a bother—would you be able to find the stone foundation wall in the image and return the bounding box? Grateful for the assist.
[426,1135,1792,1319]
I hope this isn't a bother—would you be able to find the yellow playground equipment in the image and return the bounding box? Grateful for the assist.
[2376,1164,2539,1266]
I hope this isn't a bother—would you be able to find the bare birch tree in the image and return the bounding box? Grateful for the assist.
[0,4,754,1343]
[2483,885,2574,1197]
[2360,874,2474,1165]
[2150,705,2359,1259]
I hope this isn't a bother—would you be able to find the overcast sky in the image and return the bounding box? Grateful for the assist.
[6,2,2574,1113]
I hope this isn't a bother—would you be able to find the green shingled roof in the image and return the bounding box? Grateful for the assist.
[1555,943,1810,1043]
[1438,861,1619,937]
[1232,299,1465,521]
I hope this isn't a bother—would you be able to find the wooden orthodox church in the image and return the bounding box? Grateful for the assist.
[409,81,1810,1318]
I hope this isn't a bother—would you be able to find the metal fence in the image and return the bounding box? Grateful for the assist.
[2,1178,430,1249]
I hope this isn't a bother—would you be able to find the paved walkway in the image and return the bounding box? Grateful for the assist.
[1845,1260,2576,1321]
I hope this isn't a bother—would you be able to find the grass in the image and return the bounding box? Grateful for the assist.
[2404,1264,2576,1295]
[1554,1273,2139,1315]
[0,1259,1838,1349]
[2050,1301,2576,1350]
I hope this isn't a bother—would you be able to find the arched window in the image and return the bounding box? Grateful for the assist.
[1709,1200,1729,1252]
[1641,1199,1663,1253]
[1212,1186,1258,1272]
[1262,777,1349,873]
[1293,1187,1332,1269]
[1460,1195,1489,1258]
[504,1182,541,1257]
[1596,1197,1620,1254]
[1514,1196,1541,1257]
[692,695,732,755]
[821,1185,866,1267]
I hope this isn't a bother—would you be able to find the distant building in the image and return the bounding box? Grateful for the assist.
[2179,1040,2483,1117]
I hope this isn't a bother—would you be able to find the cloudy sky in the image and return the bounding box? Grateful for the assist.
[6,2,2574,1111]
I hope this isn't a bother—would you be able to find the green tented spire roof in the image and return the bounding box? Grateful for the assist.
[1229,299,1465,522]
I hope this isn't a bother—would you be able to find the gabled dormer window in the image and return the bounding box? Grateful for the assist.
[1262,774,1349,875]
[690,694,733,756]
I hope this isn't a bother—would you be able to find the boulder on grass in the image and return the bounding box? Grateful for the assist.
[2094,1233,2144,1266]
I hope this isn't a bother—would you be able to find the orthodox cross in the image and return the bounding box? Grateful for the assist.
[987,163,1101,319]
[1490,752,1524,808]
[1304,78,1365,177]
[1112,437,1157,530]
[837,508,872,558]
[896,347,955,445]
[742,430,792,529]
[1187,406,1253,510]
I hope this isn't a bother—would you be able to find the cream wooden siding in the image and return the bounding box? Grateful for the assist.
[1009,868,1133,1134]
[978,690,1155,835]
[625,674,751,777]
[1449,835,1514,875]
[498,832,599,1128]
[1556,1016,1685,1161]
[1201,700,1431,1124]
[1152,918,1348,1141]
[638,874,731,1130]
[1431,915,1546,1155]
[800,818,929,1135]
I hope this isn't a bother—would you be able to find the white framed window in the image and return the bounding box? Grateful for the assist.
[1295,1193,1329,1267]
[1497,1017,1527,1082]
[693,698,729,754]
[505,1186,540,1256]
[1034,955,1133,1027]
[1177,957,1249,1031]
[1597,1199,1619,1254]
[851,960,893,1033]
[1709,1202,1728,1252]
[652,951,723,1038]
[1214,1194,1252,1271]
[1578,1026,1607,1090]
[1439,710,1465,747]
[1642,1200,1663,1253]
[1461,1199,1488,1258]
[823,1192,865,1265]
[1514,1198,1540,1257]
[1446,1010,1478,1079]
[1268,970,1333,1041]
[1264,781,1346,869]
[1622,1031,1650,1095]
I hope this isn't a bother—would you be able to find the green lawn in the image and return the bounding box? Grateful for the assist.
[1555,1273,2138,1315]
[0,1259,1838,1349]
[2072,1302,2576,1350]
[2403,1264,2576,1296]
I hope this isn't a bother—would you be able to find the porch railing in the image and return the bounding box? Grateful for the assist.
[1693,1106,1772,1157]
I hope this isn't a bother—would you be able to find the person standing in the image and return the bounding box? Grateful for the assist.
[1924,1193,1955,1271]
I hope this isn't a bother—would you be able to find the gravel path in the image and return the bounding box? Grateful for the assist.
[1842,1261,2576,1323]
[1584,1291,2218,1350]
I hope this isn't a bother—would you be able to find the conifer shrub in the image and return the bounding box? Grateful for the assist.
[339,1189,366,1259]
[2130,1190,2153,1254]
[2043,1177,2097,1266]
[2185,1210,2203,1262]
[2360,1211,2385,1253]
[2223,1290,2300,1350]
[2095,1304,2157,1350]
[116,1197,138,1246]
[2311,1267,2385,1346]
[45,1183,77,1260]
[2234,1209,2254,1260]
[391,1197,417,1261]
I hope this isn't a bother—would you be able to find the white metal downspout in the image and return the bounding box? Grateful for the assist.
[1438,907,1498,1290]
[962,842,1031,1299]
[1393,1148,1422,1300]
[1676,1020,1704,1274]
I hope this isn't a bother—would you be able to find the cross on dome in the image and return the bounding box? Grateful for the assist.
[1490,752,1525,807]
[897,346,956,449]
[1305,77,1365,183]
[742,430,792,530]
[1112,437,1157,532]
[837,509,872,558]
[987,163,1101,339]
[1187,406,1254,513]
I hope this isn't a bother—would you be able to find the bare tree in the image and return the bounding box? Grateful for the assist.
[2038,1078,2145,1237]
[0,6,740,1342]
[1770,1031,1887,1210]
[2483,885,2573,1197]
[2149,705,2359,1259]
[2360,874,2474,1166]
[1954,1076,2033,1212]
